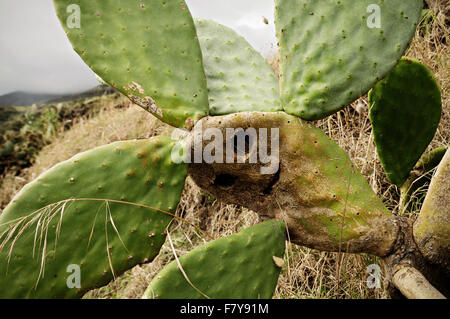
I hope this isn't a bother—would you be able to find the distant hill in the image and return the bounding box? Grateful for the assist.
[40,85,116,106]
[0,85,118,133]
[0,92,60,107]
[0,85,116,107]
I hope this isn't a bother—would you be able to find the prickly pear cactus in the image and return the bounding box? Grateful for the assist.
[54,0,209,129]
[2,0,445,300]
[369,58,442,186]
[0,137,187,298]
[195,19,282,115]
[275,0,423,120]
[143,220,286,299]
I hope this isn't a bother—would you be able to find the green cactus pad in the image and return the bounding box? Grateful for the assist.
[54,0,209,129]
[369,58,442,186]
[195,19,282,115]
[275,0,423,120]
[143,220,286,299]
[0,137,188,298]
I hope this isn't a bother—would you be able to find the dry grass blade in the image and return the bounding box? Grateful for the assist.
[35,219,49,289]
[32,211,45,259]
[107,201,129,253]
[166,231,210,299]
[336,165,353,295]
[104,201,116,279]
[1,220,24,275]
[87,201,105,250]
[54,200,72,253]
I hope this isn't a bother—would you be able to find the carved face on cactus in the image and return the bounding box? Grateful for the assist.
[0,0,447,299]
[187,112,398,256]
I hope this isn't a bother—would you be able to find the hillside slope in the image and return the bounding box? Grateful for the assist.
[0,85,116,107]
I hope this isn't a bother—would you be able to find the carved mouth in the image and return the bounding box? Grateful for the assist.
[213,174,238,188]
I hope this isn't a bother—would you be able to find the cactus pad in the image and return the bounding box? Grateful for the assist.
[369,58,442,186]
[54,0,209,129]
[195,19,282,115]
[413,148,450,271]
[275,0,423,120]
[0,137,188,298]
[143,220,286,299]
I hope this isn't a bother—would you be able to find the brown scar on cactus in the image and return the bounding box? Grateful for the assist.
[127,81,145,95]
[272,256,284,268]
[123,82,163,116]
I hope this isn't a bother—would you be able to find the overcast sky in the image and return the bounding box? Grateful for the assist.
[0,0,277,96]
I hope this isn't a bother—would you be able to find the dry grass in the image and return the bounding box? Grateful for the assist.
[0,0,448,299]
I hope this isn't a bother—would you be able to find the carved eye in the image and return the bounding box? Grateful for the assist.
[213,174,237,187]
